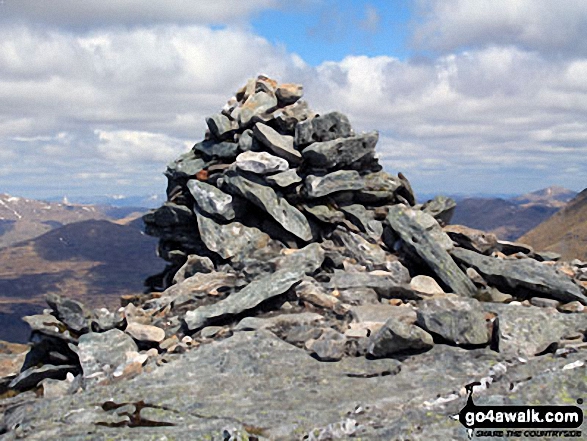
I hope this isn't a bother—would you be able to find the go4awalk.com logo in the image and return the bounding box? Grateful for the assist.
[456,384,584,439]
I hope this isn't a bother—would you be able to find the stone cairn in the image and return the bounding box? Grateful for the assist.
[2,75,587,408]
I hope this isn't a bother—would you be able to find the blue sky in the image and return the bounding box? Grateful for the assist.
[251,1,414,65]
[0,0,586,201]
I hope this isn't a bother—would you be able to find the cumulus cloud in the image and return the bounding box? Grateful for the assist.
[412,0,587,57]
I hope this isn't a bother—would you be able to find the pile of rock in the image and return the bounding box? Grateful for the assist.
[2,75,587,439]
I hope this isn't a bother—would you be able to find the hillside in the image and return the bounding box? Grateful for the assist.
[0,219,165,343]
[450,186,576,240]
[519,188,587,261]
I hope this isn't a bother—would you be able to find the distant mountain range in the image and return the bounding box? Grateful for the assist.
[519,189,587,261]
[0,202,165,342]
[449,186,577,241]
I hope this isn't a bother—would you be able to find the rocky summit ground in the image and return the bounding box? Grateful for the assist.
[1,76,587,440]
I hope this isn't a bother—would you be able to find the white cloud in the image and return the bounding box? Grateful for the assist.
[0,0,284,28]
[413,0,587,57]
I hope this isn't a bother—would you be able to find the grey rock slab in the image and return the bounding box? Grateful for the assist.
[184,244,324,330]
[332,228,387,269]
[302,131,379,170]
[362,171,402,193]
[305,170,363,198]
[265,168,302,188]
[193,139,239,161]
[187,179,235,221]
[172,254,214,284]
[305,328,347,361]
[295,111,353,147]
[421,195,457,226]
[45,293,91,333]
[409,275,446,297]
[222,172,312,241]
[294,278,343,312]
[337,287,380,305]
[451,247,587,304]
[73,329,138,383]
[2,330,542,440]
[351,304,417,326]
[339,204,383,240]
[22,313,77,343]
[143,202,195,230]
[235,150,289,174]
[252,122,300,164]
[416,297,490,346]
[326,268,410,297]
[238,90,278,127]
[368,318,434,358]
[205,113,236,140]
[8,364,77,391]
[483,303,587,357]
[385,204,477,297]
[234,312,325,332]
[274,99,315,134]
[195,210,272,260]
[165,150,206,179]
[498,240,534,256]
[125,323,166,344]
[444,224,498,255]
[301,203,345,223]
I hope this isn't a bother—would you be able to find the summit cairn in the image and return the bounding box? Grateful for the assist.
[2,75,587,439]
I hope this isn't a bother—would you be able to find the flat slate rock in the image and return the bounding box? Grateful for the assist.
[265,168,302,188]
[368,318,434,358]
[195,210,272,260]
[295,111,353,147]
[8,364,77,391]
[416,297,490,346]
[184,244,324,330]
[385,205,477,297]
[187,179,235,221]
[302,131,379,170]
[221,172,312,241]
[235,150,289,175]
[452,247,587,304]
[305,170,363,198]
[483,303,587,357]
[253,123,300,164]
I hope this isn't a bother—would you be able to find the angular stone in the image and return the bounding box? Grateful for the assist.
[368,318,434,358]
[332,228,387,270]
[302,131,378,170]
[409,275,446,297]
[206,113,236,140]
[195,210,271,260]
[295,112,353,147]
[235,150,289,174]
[237,129,255,151]
[9,364,77,391]
[125,323,166,344]
[451,247,587,305]
[221,172,312,241]
[184,244,324,330]
[337,287,380,305]
[265,168,302,188]
[276,83,303,106]
[22,313,77,343]
[483,303,587,357]
[339,204,383,240]
[305,328,347,361]
[193,139,239,161]
[396,172,416,206]
[274,100,315,134]
[421,196,457,226]
[326,268,410,297]
[302,203,345,224]
[305,170,363,198]
[45,293,91,333]
[90,308,125,333]
[416,297,490,346]
[351,304,417,327]
[187,179,235,221]
[444,225,498,255]
[294,279,343,312]
[558,301,585,313]
[238,91,278,127]
[234,312,325,332]
[74,329,138,383]
[172,254,215,284]
[143,202,195,230]
[362,171,402,193]
[253,123,300,164]
[385,205,477,297]
[165,150,206,179]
